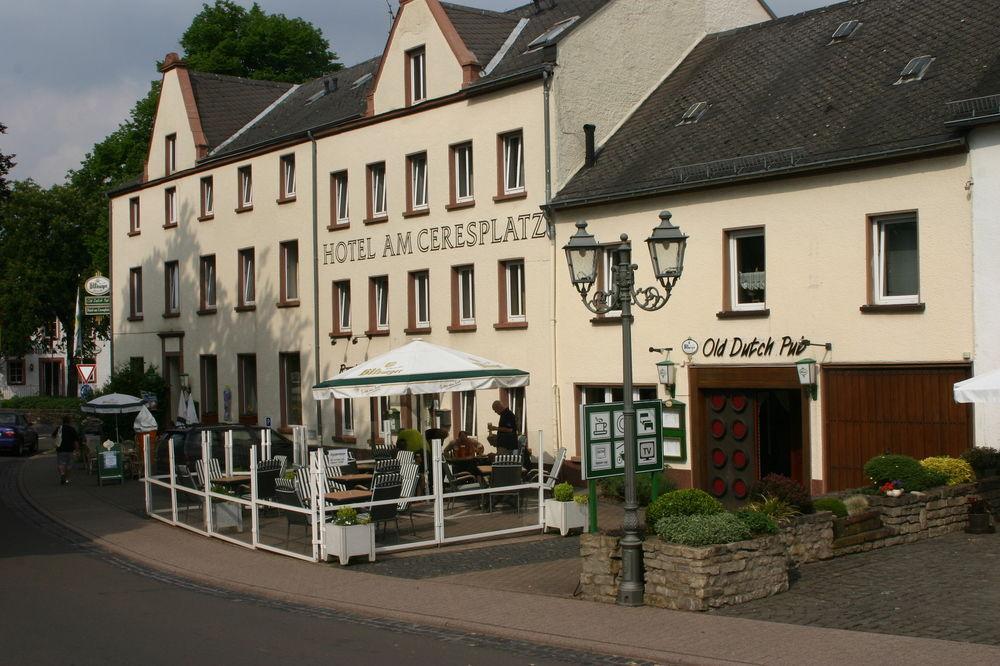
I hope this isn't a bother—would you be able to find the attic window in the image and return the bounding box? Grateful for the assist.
[352,73,373,89]
[525,16,579,51]
[830,20,860,42]
[895,56,934,84]
[677,102,707,125]
[306,78,338,105]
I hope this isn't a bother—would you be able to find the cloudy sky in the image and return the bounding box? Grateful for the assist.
[0,0,829,186]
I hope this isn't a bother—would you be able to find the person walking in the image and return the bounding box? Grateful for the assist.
[56,416,81,485]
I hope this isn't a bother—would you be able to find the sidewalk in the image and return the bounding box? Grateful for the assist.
[18,454,1000,666]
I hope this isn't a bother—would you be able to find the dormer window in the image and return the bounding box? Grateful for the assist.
[526,16,579,51]
[678,102,707,125]
[407,46,426,105]
[895,56,934,85]
[165,134,176,175]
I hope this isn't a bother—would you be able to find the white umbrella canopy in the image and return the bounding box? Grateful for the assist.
[81,393,145,414]
[313,340,529,400]
[954,368,1000,403]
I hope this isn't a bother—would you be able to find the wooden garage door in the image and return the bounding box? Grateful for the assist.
[823,364,972,491]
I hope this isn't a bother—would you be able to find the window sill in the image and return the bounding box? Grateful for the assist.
[332,435,357,444]
[162,222,178,230]
[127,230,141,237]
[716,308,770,320]
[235,205,254,214]
[447,323,477,333]
[405,326,432,335]
[127,315,144,322]
[446,200,475,211]
[162,312,180,319]
[327,222,350,231]
[364,215,388,225]
[494,321,528,330]
[234,304,257,313]
[590,316,624,326]
[860,303,925,314]
[197,214,214,222]
[276,196,296,205]
[493,191,528,203]
[365,329,390,337]
[276,300,300,309]
[402,208,430,219]
[197,308,217,316]
[329,331,353,340]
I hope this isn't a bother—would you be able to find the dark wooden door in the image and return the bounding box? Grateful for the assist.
[823,364,972,491]
[704,391,756,506]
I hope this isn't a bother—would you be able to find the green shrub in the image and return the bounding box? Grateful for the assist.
[920,456,974,486]
[863,454,948,491]
[645,488,723,530]
[961,447,1000,477]
[812,497,848,518]
[599,471,677,506]
[0,395,81,410]
[735,510,778,534]
[396,428,426,452]
[747,493,800,524]
[333,507,369,526]
[844,495,869,516]
[750,474,813,513]
[655,513,753,546]
[553,482,575,502]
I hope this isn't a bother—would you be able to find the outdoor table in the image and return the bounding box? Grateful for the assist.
[356,462,375,472]
[324,489,372,504]
[213,474,251,488]
[329,473,373,488]
[476,465,492,478]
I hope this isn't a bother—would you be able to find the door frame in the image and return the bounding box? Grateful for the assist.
[38,358,65,396]
[688,364,811,495]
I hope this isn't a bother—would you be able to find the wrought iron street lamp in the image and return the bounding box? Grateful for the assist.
[563,211,687,607]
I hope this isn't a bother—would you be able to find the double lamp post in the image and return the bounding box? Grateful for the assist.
[562,211,688,607]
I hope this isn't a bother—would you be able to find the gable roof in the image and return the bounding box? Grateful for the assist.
[187,72,293,150]
[553,0,1000,208]
[440,2,521,66]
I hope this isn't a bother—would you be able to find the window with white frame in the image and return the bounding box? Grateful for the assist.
[238,248,255,307]
[371,275,389,331]
[599,247,622,315]
[457,265,475,325]
[502,260,526,323]
[409,153,428,211]
[238,354,258,419]
[872,213,919,304]
[333,280,351,333]
[407,46,426,104]
[6,359,25,385]
[460,391,477,436]
[372,395,396,441]
[165,133,176,175]
[164,187,177,226]
[129,197,140,233]
[581,385,657,405]
[164,261,179,315]
[501,131,525,195]
[331,171,349,225]
[502,386,526,434]
[280,240,299,303]
[238,165,253,209]
[339,398,355,436]
[728,228,766,310]
[410,270,430,329]
[129,267,143,317]
[200,176,214,218]
[280,154,296,199]
[368,162,387,220]
[200,255,216,310]
[452,142,473,203]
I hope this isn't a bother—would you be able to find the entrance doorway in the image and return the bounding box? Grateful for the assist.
[164,354,182,426]
[39,359,63,396]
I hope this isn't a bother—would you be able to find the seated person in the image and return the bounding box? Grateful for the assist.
[443,431,484,459]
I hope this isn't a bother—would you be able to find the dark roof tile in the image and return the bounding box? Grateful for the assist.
[188,72,293,149]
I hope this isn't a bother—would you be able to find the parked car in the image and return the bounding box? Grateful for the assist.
[152,424,295,475]
[0,411,39,456]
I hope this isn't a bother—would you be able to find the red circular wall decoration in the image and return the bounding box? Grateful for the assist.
[733,479,748,499]
[711,449,727,468]
[731,420,748,441]
[709,394,726,412]
[732,449,748,470]
[731,394,748,412]
[711,477,727,497]
[710,419,726,439]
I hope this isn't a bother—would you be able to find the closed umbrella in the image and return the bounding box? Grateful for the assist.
[185,393,199,424]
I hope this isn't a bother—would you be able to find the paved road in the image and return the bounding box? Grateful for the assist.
[0,455,615,666]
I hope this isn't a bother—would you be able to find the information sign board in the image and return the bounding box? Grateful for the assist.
[84,295,111,315]
[581,399,664,480]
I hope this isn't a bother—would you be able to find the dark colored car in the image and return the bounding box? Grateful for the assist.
[0,411,39,456]
[152,424,295,475]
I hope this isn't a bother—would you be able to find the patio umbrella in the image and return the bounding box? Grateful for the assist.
[81,393,145,441]
[954,368,1000,403]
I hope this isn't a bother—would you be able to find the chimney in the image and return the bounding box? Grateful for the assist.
[324,77,338,94]
[584,124,596,167]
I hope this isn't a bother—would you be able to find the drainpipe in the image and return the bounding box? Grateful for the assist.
[543,67,563,453]
[308,130,323,438]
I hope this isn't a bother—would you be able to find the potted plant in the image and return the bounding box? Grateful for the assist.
[324,507,375,565]
[961,447,1000,479]
[965,497,995,534]
[210,484,243,530]
[545,482,588,536]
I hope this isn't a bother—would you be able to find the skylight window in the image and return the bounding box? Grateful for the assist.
[830,20,860,42]
[525,16,579,50]
[895,55,934,84]
[352,72,373,89]
[677,102,707,125]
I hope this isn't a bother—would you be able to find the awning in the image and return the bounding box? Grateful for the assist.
[954,368,1000,403]
[313,340,529,400]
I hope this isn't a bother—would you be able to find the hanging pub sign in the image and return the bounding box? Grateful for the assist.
[84,274,111,296]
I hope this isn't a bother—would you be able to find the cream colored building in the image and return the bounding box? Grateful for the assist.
[110,0,995,494]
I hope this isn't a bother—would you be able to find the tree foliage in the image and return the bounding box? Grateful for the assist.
[0,122,15,201]
[181,1,339,83]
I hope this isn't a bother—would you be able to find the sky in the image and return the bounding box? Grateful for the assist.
[0,0,830,187]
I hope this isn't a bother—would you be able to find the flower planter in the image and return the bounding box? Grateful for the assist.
[324,523,375,565]
[212,501,243,531]
[966,512,995,534]
[545,498,587,536]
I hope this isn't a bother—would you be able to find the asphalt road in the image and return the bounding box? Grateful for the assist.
[0,453,601,666]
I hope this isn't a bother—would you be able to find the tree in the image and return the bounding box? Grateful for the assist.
[181,1,339,83]
[0,123,14,201]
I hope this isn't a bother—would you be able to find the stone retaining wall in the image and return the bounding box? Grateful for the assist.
[977,476,1000,516]
[578,533,623,604]
[780,512,833,565]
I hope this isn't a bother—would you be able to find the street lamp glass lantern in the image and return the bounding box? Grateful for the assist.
[563,220,600,295]
[646,211,688,287]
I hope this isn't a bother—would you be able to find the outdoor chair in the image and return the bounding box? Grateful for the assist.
[396,449,415,466]
[174,464,203,520]
[397,462,420,535]
[241,461,281,502]
[372,443,396,461]
[525,447,566,491]
[195,459,224,489]
[273,455,288,476]
[274,487,311,547]
[442,461,483,509]
[368,473,403,540]
[488,455,523,514]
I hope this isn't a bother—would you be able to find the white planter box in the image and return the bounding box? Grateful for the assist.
[324,523,375,565]
[544,498,587,536]
[212,502,243,531]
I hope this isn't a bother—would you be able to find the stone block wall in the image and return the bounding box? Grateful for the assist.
[780,512,834,565]
[578,533,622,604]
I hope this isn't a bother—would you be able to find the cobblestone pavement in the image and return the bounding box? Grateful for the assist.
[712,531,1000,645]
